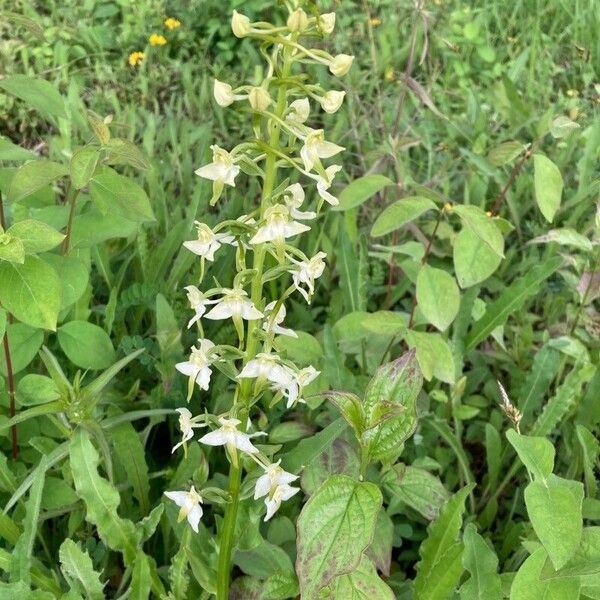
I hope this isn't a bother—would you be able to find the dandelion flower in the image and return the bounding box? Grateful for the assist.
[149,34,167,46]
[164,17,181,30]
[128,51,145,67]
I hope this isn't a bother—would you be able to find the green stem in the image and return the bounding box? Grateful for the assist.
[215,43,293,600]
[62,183,80,255]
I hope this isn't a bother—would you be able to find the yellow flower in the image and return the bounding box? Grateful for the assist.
[384,66,395,81]
[128,51,145,66]
[566,89,579,97]
[369,17,382,26]
[149,34,167,46]
[164,17,181,30]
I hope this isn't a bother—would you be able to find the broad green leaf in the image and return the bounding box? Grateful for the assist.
[525,475,584,570]
[70,206,137,248]
[0,136,36,161]
[550,116,580,139]
[295,475,382,599]
[0,75,66,119]
[371,196,437,237]
[323,391,363,436]
[0,255,61,330]
[453,227,503,288]
[43,254,89,310]
[416,264,460,331]
[465,256,562,350]
[16,374,60,406]
[7,160,68,203]
[9,457,46,585]
[90,169,155,223]
[326,556,395,599]
[334,174,394,211]
[361,311,408,336]
[459,524,502,600]
[57,321,116,370]
[0,323,43,376]
[8,219,65,254]
[485,424,502,489]
[529,227,592,252]
[70,147,99,190]
[486,141,524,166]
[338,223,366,312]
[533,154,563,222]
[274,331,322,366]
[59,539,105,600]
[104,138,150,170]
[235,539,294,579]
[413,485,472,600]
[382,463,449,520]
[365,509,394,576]
[506,429,555,481]
[405,330,455,383]
[69,428,139,566]
[1,12,45,39]
[0,232,24,263]
[452,205,504,257]
[262,571,299,600]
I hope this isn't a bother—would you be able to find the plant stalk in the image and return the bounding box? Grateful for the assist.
[62,183,80,255]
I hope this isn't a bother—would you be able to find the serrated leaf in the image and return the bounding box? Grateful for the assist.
[416,264,460,331]
[59,539,105,600]
[334,174,394,211]
[327,556,395,599]
[371,196,437,237]
[0,75,66,119]
[459,524,502,600]
[295,475,382,599]
[533,154,563,222]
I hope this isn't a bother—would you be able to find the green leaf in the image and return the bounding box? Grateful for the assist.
[452,205,504,257]
[17,374,60,406]
[70,206,137,248]
[0,255,61,330]
[0,308,5,339]
[295,475,382,599]
[69,428,139,566]
[9,457,46,585]
[1,12,45,40]
[262,571,299,600]
[0,323,43,376]
[43,254,89,310]
[8,220,65,254]
[90,169,155,223]
[413,485,472,600]
[0,136,36,161]
[0,233,24,263]
[322,391,364,437]
[529,227,592,252]
[235,539,294,579]
[533,154,563,222]
[465,256,562,350]
[104,138,150,170]
[338,223,366,312]
[453,227,503,288]
[405,330,456,384]
[459,524,502,600]
[416,264,460,331]
[486,141,524,166]
[0,75,66,119]
[365,509,394,576]
[334,174,394,211]
[550,116,580,139]
[7,160,68,203]
[326,556,395,599]
[371,196,437,237]
[59,539,105,600]
[506,429,555,481]
[57,321,116,370]
[525,475,584,570]
[130,553,152,599]
[70,147,99,190]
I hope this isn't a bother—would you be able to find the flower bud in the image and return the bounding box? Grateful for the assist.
[248,87,271,111]
[231,10,251,38]
[213,79,236,107]
[329,54,354,77]
[287,8,309,32]
[319,12,336,34]
[319,90,346,114]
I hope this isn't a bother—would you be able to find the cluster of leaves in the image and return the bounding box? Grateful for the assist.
[0,1,599,599]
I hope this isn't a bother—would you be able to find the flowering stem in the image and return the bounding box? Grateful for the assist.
[215,43,293,600]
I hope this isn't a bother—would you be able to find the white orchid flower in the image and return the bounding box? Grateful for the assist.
[300,129,344,172]
[175,338,215,391]
[329,54,354,77]
[164,485,203,532]
[278,366,321,408]
[231,10,252,37]
[319,90,346,114]
[289,252,327,303]
[264,483,300,521]
[214,80,237,107]
[282,183,316,220]
[286,98,310,125]
[248,86,271,111]
[263,301,297,338]
[238,352,294,386]
[199,417,265,456]
[171,408,207,454]
[249,205,310,246]
[195,145,240,203]
[184,285,217,329]
[287,8,309,32]
[183,222,235,261]
[254,461,299,515]
[306,164,342,206]
[319,12,336,34]
[204,288,263,321]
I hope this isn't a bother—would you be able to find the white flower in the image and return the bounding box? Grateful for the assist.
[289,252,327,303]
[183,222,235,261]
[319,90,346,114]
[264,483,300,521]
[286,98,310,125]
[279,366,321,408]
[254,460,299,508]
[282,184,316,220]
[195,145,240,188]
[175,339,215,391]
[238,352,294,386]
[319,12,336,34]
[306,164,343,206]
[204,288,263,321]
[249,205,310,245]
[300,129,344,172]
[164,486,203,533]
[214,79,235,107]
[263,301,297,338]
[199,417,265,455]
[329,54,354,77]
[287,8,309,32]
[171,408,207,453]
[184,285,217,329]
[231,10,251,38]
[248,86,271,111]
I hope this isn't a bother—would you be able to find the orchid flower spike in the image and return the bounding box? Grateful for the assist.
[237,352,294,386]
[289,252,327,303]
[183,222,235,261]
[300,129,344,172]
[204,287,263,322]
[253,460,300,521]
[164,485,204,532]
[175,338,216,394]
[263,301,297,338]
[279,366,321,409]
[171,408,207,454]
[198,417,266,462]
[249,205,310,246]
